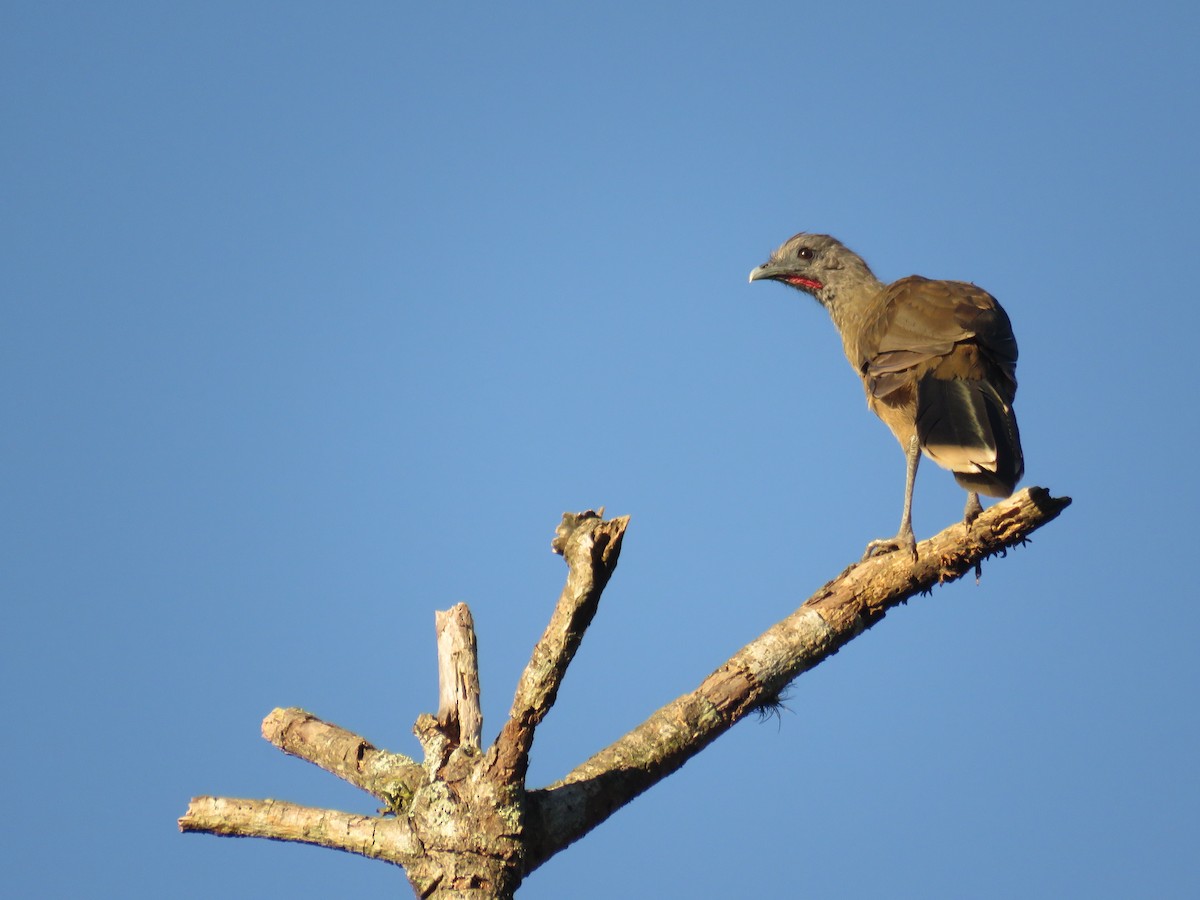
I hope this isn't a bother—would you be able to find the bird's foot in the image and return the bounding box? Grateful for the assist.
[862,529,917,562]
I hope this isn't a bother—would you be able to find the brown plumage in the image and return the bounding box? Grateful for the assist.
[749,233,1023,558]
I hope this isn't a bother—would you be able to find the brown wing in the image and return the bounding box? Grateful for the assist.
[863,277,1023,496]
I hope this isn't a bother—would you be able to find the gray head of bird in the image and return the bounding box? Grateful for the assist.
[748,233,880,309]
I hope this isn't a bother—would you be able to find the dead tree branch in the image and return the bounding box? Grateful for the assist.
[435,604,483,753]
[259,707,423,812]
[180,487,1069,897]
[523,486,1070,868]
[179,796,420,863]
[492,510,629,786]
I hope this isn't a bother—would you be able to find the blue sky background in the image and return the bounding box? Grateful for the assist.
[5,2,1198,897]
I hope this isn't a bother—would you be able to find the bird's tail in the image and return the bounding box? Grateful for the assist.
[916,377,1024,498]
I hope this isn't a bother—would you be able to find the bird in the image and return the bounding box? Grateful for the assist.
[748,233,1023,559]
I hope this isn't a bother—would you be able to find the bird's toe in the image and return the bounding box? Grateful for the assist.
[862,531,917,562]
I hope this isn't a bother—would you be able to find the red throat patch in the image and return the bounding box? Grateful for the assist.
[786,276,824,291]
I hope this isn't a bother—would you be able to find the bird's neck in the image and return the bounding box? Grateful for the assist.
[818,269,885,343]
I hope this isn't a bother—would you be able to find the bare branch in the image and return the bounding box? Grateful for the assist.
[525,487,1071,868]
[182,493,1070,895]
[178,797,419,864]
[490,510,630,784]
[261,708,421,809]
[435,603,483,752]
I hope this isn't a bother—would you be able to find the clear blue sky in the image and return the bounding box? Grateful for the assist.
[5,3,1198,897]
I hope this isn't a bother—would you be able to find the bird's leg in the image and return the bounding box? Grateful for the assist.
[863,434,920,561]
[963,491,983,525]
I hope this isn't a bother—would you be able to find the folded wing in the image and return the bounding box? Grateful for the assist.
[863,277,1023,497]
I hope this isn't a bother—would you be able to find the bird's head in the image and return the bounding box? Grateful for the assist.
[748,233,878,307]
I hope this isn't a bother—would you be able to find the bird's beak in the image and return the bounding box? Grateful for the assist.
[748,263,777,284]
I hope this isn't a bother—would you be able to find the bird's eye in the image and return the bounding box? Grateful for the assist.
[797,247,814,261]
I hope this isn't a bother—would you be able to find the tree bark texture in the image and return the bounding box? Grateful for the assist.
[180,488,1070,897]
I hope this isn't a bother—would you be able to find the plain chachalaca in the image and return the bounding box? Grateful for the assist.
[748,233,1023,559]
